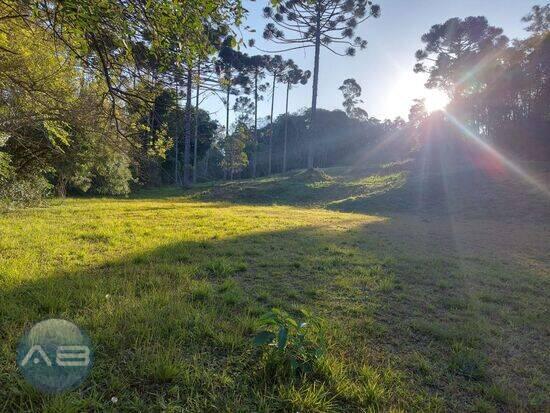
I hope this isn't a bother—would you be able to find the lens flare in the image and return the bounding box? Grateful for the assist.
[444,111,550,198]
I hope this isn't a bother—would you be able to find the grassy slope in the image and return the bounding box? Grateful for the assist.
[0,163,549,412]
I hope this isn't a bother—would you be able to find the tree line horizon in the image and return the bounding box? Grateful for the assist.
[0,1,548,202]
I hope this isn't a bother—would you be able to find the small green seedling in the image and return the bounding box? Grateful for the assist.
[253,308,326,376]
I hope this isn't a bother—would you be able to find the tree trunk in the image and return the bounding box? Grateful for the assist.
[174,83,179,185]
[204,148,210,178]
[308,3,322,169]
[193,63,200,184]
[183,66,192,186]
[283,81,290,173]
[252,70,259,178]
[226,85,230,140]
[56,176,67,198]
[268,73,276,175]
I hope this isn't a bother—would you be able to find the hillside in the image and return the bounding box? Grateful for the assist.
[186,158,550,221]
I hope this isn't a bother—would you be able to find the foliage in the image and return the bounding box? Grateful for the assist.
[165,106,221,184]
[1,0,244,196]
[339,78,368,120]
[250,108,404,176]
[254,308,325,377]
[414,16,509,96]
[0,174,52,209]
[280,60,311,88]
[261,0,380,57]
[90,151,134,196]
[220,122,251,177]
[18,0,243,103]
[522,4,549,33]
[0,135,11,182]
[0,10,136,199]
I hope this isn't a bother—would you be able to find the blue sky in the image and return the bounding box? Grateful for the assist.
[202,0,539,126]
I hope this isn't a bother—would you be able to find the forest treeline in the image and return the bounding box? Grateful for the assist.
[413,9,549,163]
[0,1,548,205]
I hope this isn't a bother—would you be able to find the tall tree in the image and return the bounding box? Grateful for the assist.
[183,67,194,186]
[281,61,310,172]
[185,27,233,185]
[413,9,550,160]
[414,16,509,98]
[221,122,251,179]
[244,55,270,177]
[193,63,201,184]
[521,4,549,34]
[339,78,368,120]
[260,0,380,169]
[216,37,249,144]
[265,55,286,175]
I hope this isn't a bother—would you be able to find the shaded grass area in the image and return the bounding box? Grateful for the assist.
[0,193,548,412]
[183,161,550,221]
[183,167,409,212]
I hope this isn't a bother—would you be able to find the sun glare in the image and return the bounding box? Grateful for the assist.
[424,89,449,113]
[383,70,450,118]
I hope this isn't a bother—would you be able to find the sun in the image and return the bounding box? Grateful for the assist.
[423,89,449,113]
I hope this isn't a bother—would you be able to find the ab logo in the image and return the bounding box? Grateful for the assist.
[17,319,93,394]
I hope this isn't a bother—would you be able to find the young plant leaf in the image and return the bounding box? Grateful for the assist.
[253,331,276,346]
[277,326,288,350]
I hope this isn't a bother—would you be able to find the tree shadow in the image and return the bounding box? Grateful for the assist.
[1,223,415,410]
[1,212,546,410]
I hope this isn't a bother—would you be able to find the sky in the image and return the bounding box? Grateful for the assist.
[202,0,539,126]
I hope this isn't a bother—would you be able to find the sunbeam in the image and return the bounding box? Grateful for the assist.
[444,111,550,198]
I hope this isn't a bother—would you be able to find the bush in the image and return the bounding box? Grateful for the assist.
[0,174,52,209]
[0,152,11,181]
[0,138,52,209]
[0,135,12,182]
[90,152,133,196]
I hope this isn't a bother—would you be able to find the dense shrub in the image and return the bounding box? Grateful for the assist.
[0,174,52,209]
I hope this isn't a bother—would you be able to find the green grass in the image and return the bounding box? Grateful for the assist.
[0,166,548,411]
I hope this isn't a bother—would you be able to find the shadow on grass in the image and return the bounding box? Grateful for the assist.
[1,218,546,411]
[1,224,418,411]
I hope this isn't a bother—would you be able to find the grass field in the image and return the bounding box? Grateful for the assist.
[1,164,549,412]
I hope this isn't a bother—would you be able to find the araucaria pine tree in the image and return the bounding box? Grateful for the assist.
[281,61,310,172]
[260,0,381,168]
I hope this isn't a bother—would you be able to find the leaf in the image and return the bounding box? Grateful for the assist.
[253,331,275,346]
[277,326,288,350]
[259,311,278,326]
[43,120,70,147]
[290,357,298,374]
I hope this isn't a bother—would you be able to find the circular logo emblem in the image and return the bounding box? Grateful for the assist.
[17,319,93,394]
